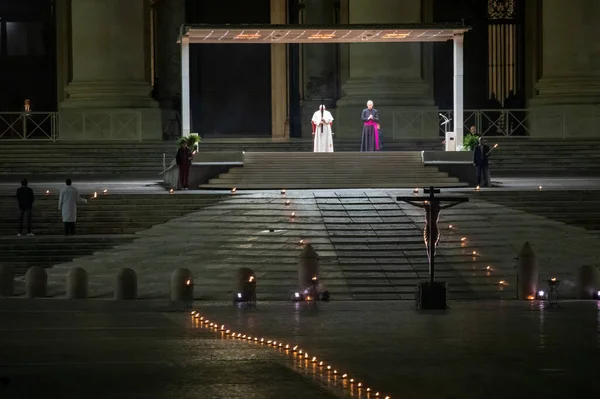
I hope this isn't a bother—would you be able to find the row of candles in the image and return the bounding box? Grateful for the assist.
[45,189,108,198]
[189,310,391,399]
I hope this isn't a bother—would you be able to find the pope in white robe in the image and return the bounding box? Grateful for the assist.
[311,105,334,152]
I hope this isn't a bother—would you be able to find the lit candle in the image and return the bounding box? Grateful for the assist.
[45,190,50,196]
[231,187,237,193]
[413,188,419,193]
[169,188,174,194]
[472,251,477,256]
[93,192,97,198]
[103,189,108,195]
[291,212,296,218]
[448,224,453,229]
[281,189,286,194]
[460,237,467,242]
[475,185,480,191]
[538,185,542,191]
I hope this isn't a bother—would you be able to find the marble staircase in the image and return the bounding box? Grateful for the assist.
[199,152,466,189]
[44,190,600,301]
[0,141,173,179]
[0,194,222,274]
[477,190,600,231]
[490,138,600,177]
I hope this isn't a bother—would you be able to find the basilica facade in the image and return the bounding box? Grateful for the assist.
[1,0,598,140]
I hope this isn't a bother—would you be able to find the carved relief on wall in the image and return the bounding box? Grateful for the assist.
[488,0,515,19]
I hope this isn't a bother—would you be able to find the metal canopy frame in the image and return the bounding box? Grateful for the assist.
[179,23,469,148]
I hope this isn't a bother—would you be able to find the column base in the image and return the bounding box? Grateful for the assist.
[58,108,162,141]
[528,104,600,138]
[531,77,600,106]
[61,81,159,109]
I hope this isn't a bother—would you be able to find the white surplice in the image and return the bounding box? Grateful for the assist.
[58,186,87,223]
[311,109,334,152]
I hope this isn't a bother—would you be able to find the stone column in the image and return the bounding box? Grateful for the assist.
[271,0,289,140]
[58,0,161,140]
[529,0,600,137]
[300,0,336,138]
[336,0,437,139]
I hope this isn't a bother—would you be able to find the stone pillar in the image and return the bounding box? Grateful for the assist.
[300,0,336,137]
[529,0,600,137]
[335,0,436,139]
[154,0,185,138]
[271,0,289,140]
[58,0,161,140]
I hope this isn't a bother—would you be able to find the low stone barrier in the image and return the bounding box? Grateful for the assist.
[577,265,600,299]
[0,265,14,297]
[25,266,47,298]
[114,268,137,300]
[67,267,88,299]
[170,268,193,302]
[298,244,320,288]
[234,267,256,302]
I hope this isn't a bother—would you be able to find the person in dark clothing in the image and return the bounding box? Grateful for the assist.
[176,141,193,190]
[473,137,491,187]
[16,179,35,236]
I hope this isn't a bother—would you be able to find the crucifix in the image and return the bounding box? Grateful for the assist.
[397,187,469,308]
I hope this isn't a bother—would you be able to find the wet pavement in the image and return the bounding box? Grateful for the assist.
[1,300,599,398]
[196,300,600,399]
[0,301,340,399]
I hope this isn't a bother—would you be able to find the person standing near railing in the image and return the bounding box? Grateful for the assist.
[16,179,35,236]
[473,137,491,187]
[176,141,193,190]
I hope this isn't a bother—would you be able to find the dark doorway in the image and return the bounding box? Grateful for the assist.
[0,0,56,112]
[185,0,272,137]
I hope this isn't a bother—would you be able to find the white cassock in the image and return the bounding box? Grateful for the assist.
[312,109,334,152]
[58,186,87,223]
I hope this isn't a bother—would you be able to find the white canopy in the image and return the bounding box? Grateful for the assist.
[179,24,470,149]
[179,23,469,44]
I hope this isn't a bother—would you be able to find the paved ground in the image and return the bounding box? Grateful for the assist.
[1,300,598,399]
[2,176,600,195]
[42,188,600,300]
[0,300,341,399]
[196,300,600,399]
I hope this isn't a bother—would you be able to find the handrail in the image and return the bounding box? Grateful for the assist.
[0,111,142,141]
[393,106,600,139]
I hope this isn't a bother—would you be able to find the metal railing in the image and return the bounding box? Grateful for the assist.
[393,107,600,139]
[0,111,143,141]
[0,112,57,140]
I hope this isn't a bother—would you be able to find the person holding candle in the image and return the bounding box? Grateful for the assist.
[473,137,491,187]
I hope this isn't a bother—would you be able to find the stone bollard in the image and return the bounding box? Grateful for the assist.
[298,244,320,289]
[114,268,137,300]
[0,265,15,297]
[170,268,193,302]
[234,267,256,302]
[25,266,47,298]
[577,265,600,299]
[67,267,88,299]
[517,242,538,300]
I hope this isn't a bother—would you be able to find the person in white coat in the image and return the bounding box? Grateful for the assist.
[311,105,334,152]
[58,178,87,236]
